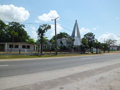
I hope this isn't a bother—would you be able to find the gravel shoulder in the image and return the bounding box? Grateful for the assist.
[50,66,120,90]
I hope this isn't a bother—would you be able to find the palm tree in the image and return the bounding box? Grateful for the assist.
[37,24,51,54]
[93,40,101,54]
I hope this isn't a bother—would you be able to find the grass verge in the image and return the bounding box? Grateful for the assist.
[0,53,98,60]
[0,51,119,60]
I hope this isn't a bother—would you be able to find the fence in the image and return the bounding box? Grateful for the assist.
[0,48,82,55]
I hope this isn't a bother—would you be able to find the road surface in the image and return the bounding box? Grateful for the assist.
[0,54,120,77]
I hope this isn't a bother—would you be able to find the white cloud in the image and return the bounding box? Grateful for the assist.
[35,20,40,23]
[37,10,59,22]
[31,26,36,31]
[97,26,99,28]
[0,4,30,22]
[116,17,119,19]
[30,26,37,40]
[50,23,63,36]
[93,28,96,30]
[80,27,90,34]
[32,31,37,41]
[98,33,120,45]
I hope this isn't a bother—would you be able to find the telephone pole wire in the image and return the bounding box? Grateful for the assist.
[52,17,59,55]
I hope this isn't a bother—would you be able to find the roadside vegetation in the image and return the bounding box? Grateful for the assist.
[0,51,119,59]
[0,19,119,59]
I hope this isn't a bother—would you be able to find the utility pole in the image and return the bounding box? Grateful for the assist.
[52,17,59,55]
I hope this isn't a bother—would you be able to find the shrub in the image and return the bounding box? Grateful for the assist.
[99,50,101,53]
[91,51,93,53]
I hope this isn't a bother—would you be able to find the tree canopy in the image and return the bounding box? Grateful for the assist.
[105,39,117,52]
[0,20,8,42]
[93,40,102,54]
[27,38,35,44]
[7,22,29,42]
[37,24,51,53]
[51,32,69,40]
[0,20,30,42]
[84,32,95,50]
[80,38,89,53]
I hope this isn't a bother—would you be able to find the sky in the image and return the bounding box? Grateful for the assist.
[0,0,120,45]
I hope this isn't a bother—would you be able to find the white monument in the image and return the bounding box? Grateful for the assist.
[71,20,81,46]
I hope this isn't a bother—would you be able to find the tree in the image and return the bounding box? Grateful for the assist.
[84,32,95,51]
[102,43,108,53]
[27,38,35,44]
[37,24,51,54]
[66,36,74,50]
[51,32,69,40]
[80,38,89,53]
[106,39,117,52]
[36,37,48,44]
[10,31,18,52]
[93,40,102,54]
[0,20,30,42]
[7,22,29,42]
[50,32,70,50]
[0,19,8,42]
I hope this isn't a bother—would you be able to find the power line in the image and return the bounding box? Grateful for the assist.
[3,20,52,25]
[58,24,72,32]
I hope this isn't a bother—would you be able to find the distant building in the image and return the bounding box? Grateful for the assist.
[0,42,35,52]
[57,37,68,47]
[57,20,81,49]
[71,20,81,47]
[110,45,120,51]
[0,42,53,52]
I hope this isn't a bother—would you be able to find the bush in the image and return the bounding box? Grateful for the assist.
[91,51,93,53]
[60,46,68,50]
[99,50,101,53]
[43,48,51,51]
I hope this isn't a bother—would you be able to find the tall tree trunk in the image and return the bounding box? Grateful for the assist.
[104,48,105,53]
[40,35,43,54]
[96,48,98,54]
[108,44,110,52]
[96,48,97,54]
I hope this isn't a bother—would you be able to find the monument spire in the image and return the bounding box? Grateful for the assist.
[71,20,81,46]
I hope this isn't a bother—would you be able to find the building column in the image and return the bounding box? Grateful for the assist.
[5,43,7,52]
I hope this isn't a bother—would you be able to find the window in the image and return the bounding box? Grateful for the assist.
[27,45,30,49]
[15,45,19,48]
[9,45,13,48]
[22,45,26,48]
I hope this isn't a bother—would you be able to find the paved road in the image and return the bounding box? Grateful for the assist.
[0,54,120,77]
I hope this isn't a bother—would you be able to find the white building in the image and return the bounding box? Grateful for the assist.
[57,37,68,47]
[0,42,36,52]
[57,20,81,48]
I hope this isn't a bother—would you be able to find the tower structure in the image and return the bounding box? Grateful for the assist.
[71,20,81,46]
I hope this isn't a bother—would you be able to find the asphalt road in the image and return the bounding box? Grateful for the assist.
[0,54,120,78]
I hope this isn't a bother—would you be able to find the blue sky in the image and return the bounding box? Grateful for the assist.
[1,0,120,44]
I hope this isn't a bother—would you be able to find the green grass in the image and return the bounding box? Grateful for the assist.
[0,53,96,60]
[103,51,120,53]
[0,51,119,60]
